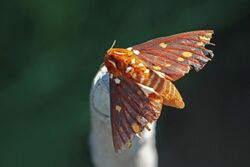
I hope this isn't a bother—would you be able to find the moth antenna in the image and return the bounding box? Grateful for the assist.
[111,40,116,49]
[107,40,116,53]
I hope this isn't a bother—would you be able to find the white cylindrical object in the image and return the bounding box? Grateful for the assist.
[89,66,158,167]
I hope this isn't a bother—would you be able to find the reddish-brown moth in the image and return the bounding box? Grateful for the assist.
[104,30,214,153]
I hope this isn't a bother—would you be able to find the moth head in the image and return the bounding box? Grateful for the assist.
[104,48,134,75]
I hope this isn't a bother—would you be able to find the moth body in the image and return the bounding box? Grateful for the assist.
[105,48,185,111]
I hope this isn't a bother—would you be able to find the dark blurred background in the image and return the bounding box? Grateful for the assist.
[0,0,249,167]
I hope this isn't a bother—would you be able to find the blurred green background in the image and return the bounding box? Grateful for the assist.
[0,0,249,166]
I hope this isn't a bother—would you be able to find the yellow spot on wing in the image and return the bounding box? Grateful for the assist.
[115,105,122,112]
[182,52,192,57]
[177,57,184,61]
[196,42,204,46]
[152,66,161,70]
[131,123,140,133]
[206,32,213,38]
[159,43,167,48]
[165,64,171,67]
[199,36,210,41]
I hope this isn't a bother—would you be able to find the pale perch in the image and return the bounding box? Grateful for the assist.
[89,66,158,167]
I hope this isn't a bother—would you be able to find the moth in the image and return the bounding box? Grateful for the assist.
[104,30,214,153]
